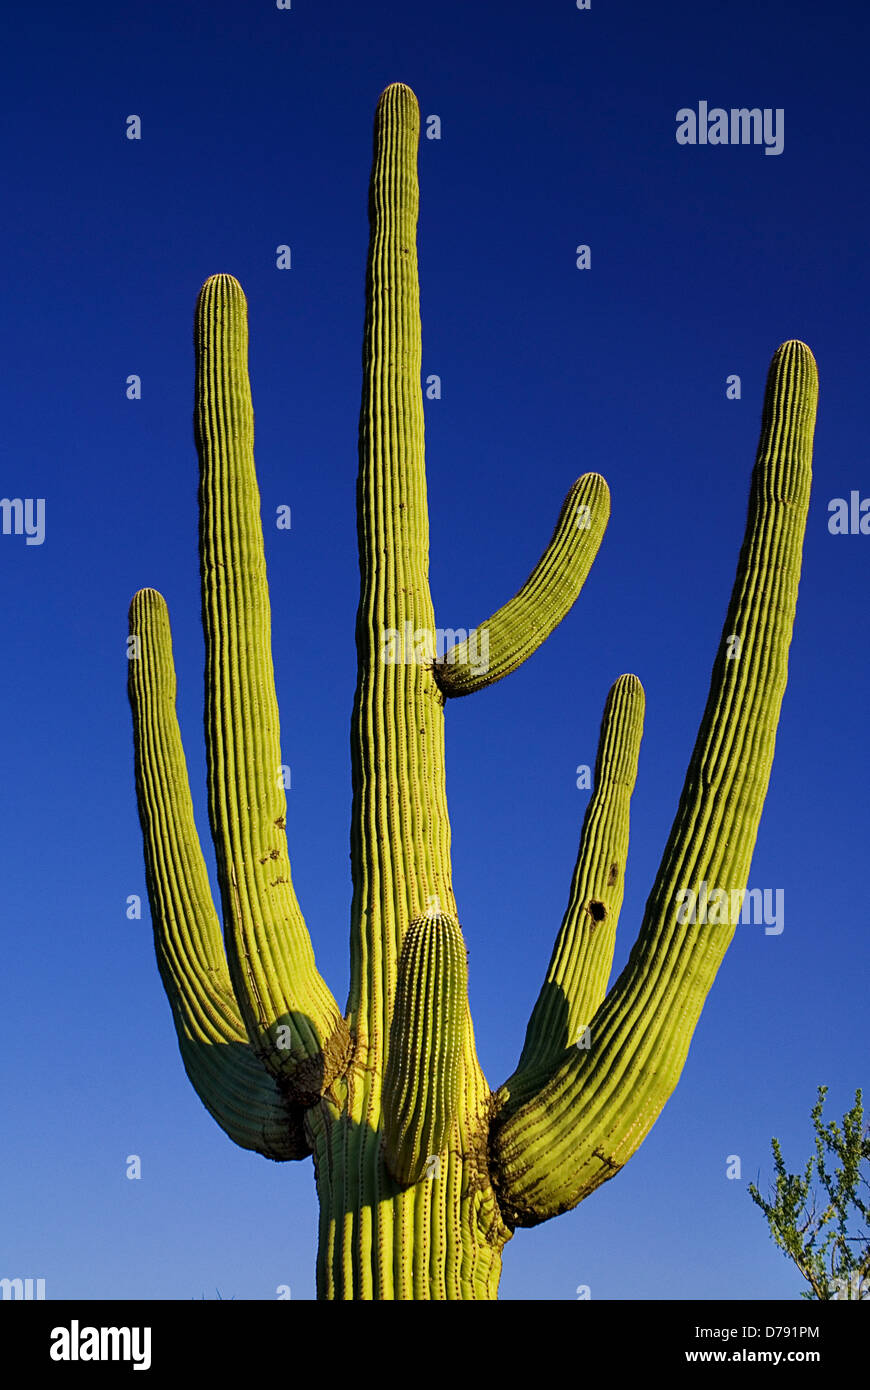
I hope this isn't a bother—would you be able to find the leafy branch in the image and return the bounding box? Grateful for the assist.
[749,1086,870,1299]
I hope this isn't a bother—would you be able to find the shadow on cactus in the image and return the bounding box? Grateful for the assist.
[126,82,819,1299]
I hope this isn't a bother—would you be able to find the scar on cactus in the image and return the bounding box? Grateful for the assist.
[126,81,818,1299]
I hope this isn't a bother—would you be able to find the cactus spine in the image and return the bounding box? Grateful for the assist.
[126,82,818,1298]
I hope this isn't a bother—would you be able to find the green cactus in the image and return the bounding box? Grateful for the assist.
[126,81,818,1299]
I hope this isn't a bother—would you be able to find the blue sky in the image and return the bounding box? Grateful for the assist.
[2,0,867,1300]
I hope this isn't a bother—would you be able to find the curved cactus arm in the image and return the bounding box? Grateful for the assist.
[382,910,469,1184]
[506,673,645,1094]
[128,588,309,1159]
[490,341,818,1228]
[434,472,609,697]
[195,274,350,1102]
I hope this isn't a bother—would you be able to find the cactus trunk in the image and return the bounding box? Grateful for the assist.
[306,83,508,1299]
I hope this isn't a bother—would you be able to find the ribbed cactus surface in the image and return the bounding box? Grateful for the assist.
[127,82,818,1298]
[382,909,468,1186]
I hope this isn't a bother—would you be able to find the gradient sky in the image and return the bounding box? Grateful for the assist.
[2,0,867,1301]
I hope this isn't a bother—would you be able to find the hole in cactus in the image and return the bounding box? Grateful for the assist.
[607,862,618,886]
[588,900,607,923]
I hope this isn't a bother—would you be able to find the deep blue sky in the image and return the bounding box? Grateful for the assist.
[2,0,867,1301]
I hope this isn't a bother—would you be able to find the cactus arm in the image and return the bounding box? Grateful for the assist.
[490,341,818,1227]
[506,673,644,1093]
[382,910,469,1184]
[127,588,308,1159]
[195,274,350,1102]
[434,473,610,697]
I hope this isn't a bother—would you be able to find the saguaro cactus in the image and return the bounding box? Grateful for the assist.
[126,82,818,1299]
